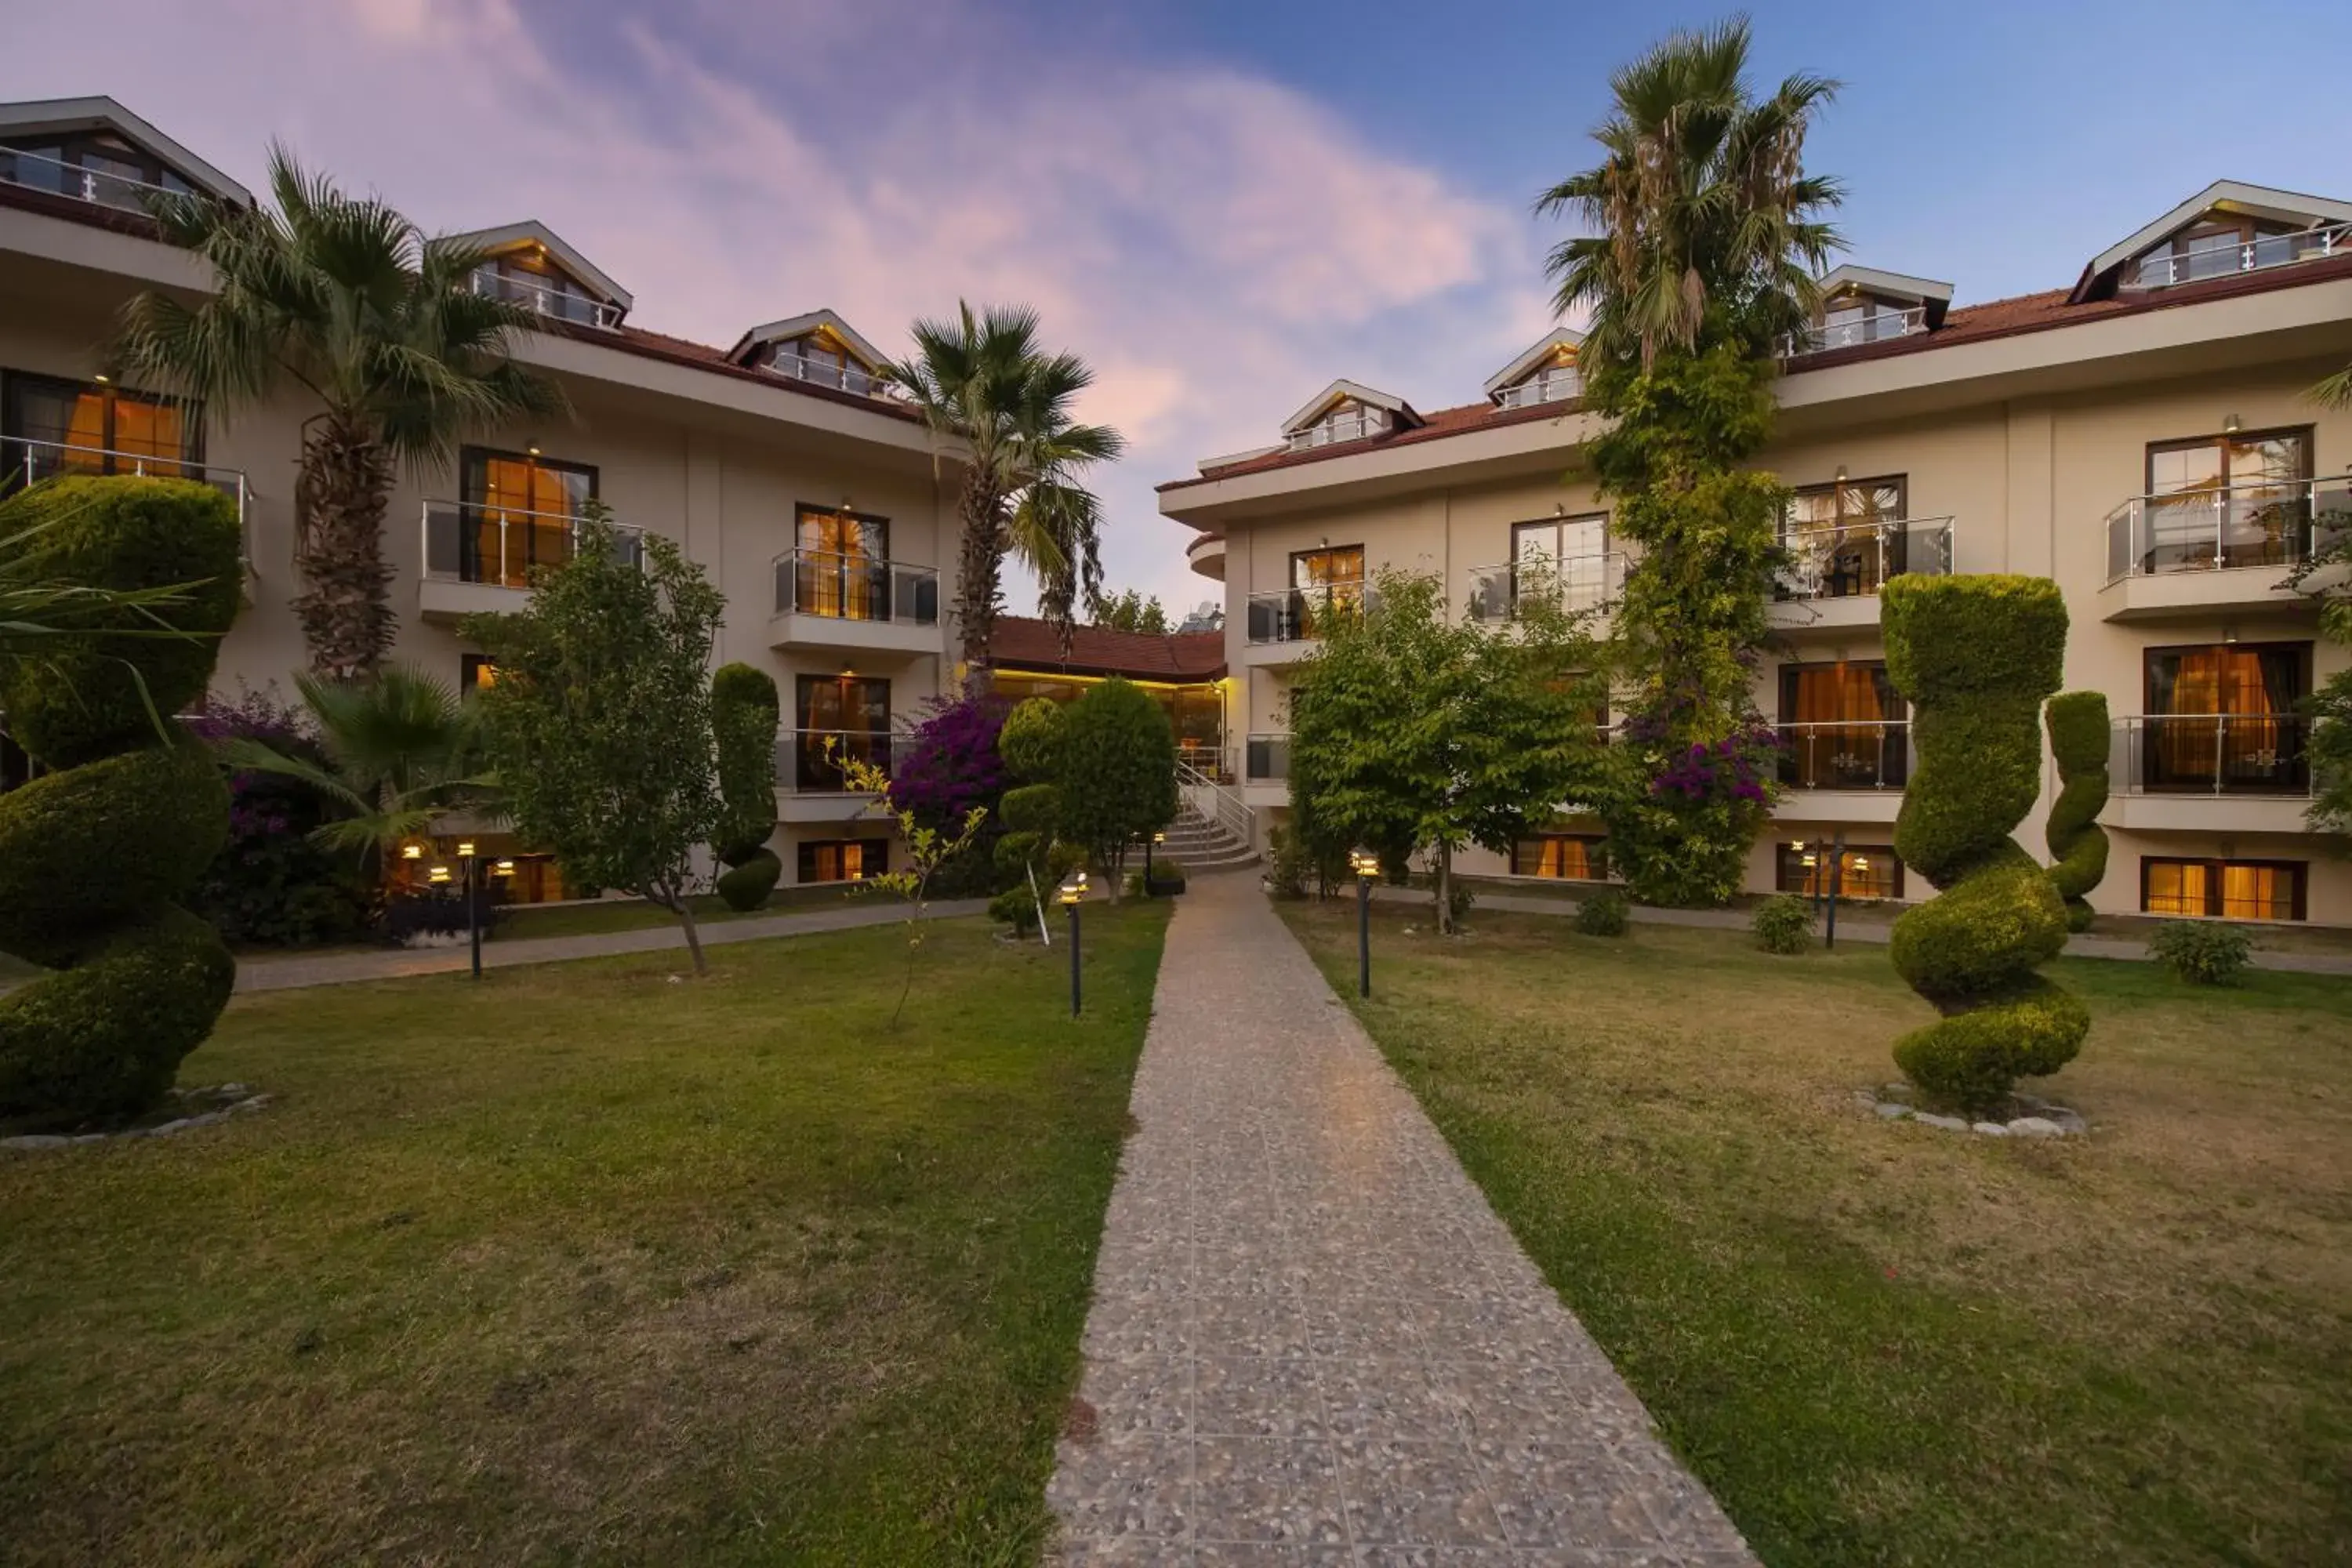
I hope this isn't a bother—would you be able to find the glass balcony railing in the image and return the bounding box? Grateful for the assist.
[1465,553,1624,623]
[779,728,917,793]
[1777,719,1911,791]
[420,501,644,588]
[469,267,622,330]
[1244,733,1290,782]
[1286,412,1387,452]
[2110,715,2312,796]
[5,437,251,568]
[2129,220,2351,289]
[1244,583,1372,644]
[771,548,939,626]
[1777,517,1955,601]
[1495,371,1583,409]
[0,146,184,212]
[2103,477,2350,583]
[1783,307,1926,357]
[764,352,899,399]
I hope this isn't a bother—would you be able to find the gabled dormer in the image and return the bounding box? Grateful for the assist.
[1789,266,1952,355]
[1280,380,1419,453]
[1485,328,1585,409]
[444,221,632,330]
[2073,181,2352,302]
[728,310,891,397]
[0,96,250,214]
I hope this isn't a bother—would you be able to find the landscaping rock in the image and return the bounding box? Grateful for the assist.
[1874,1102,1912,1120]
[1914,1113,1971,1132]
[1973,1122,2009,1136]
[2,1134,71,1150]
[2006,1116,2065,1138]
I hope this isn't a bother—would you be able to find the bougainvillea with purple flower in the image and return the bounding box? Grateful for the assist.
[187,688,373,946]
[884,691,1011,893]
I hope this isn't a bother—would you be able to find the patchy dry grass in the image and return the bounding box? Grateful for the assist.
[0,907,1167,1566]
[1280,900,2352,1567]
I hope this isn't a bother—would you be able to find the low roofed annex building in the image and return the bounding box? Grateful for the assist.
[1163,180,2352,926]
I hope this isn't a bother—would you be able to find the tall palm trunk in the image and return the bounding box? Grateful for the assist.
[292,416,397,681]
[954,477,1006,677]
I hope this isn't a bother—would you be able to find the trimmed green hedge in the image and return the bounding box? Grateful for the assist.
[1882,575,2085,1113]
[0,477,243,1124]
[2043,691,2111,931]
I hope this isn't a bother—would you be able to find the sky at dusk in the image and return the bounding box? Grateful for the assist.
[7,0,2352,621]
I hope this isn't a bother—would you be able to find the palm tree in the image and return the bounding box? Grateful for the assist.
[217,664,492,859]
[113,147,565,681]
[881,303,1123,671]
[1537,16,1843,372]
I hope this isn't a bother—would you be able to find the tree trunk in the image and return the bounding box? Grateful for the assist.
[954,477,1006,680]
[1435,842,1454,936]
[292,417,397,682]
[659,886,709,977]
[1105,844,1125,904]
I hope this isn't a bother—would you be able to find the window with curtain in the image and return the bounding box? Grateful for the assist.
[460,655,498,692]
[1512,835,1608,880]
[2,372,201,485]
[1777,662,1907,789]
[2142,644,2309,792]
[795,675,891,791]
[2143,428,2312,572]
[798,839,889,884]
[459,448,597,587]
[2141,857,2304,921]
[1776,842,1904,900]
[1784,476,1907,597]
[1289,545,1366,637]
[795,506,891,619]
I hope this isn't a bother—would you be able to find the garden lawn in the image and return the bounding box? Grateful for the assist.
[0,906,1168,1567]
[1280,902,2352,1568]
[488,882,866,942]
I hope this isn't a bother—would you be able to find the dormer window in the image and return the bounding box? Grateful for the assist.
[2127,214,2344,289]
[1497,362,1582,409]
[1290,401,1389,452]
[1786,267,1951,357]
[444,222,632,331]
[768,334,876,396]
[0,97,251,215]
[1277,379,1417,453]
[728,311,894,401]
[1486,328,1585,411]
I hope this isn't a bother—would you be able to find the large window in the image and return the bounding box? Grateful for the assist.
[1512,514,1610,612]
[1513,835,1608,881]
[1777,662,1907,789]
[794,505,891,619]
[2140,427,2313,573]
[2,371,202,484]
[794,675,891,791]
[0,135,193,209]
[1777,841,1904,900]
[1784,476,1908,597]
[2141,858,2306,921]
[459,448,597,587]
[799,838,888,884]
[2141,643,2308,793]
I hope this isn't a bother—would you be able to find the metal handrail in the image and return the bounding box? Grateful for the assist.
[1465,551,1624,622]
[0,145,181,211]
[770,546,940,623]
[1177,754,1257,846]
[2101,476,2350,583]
[1776,516,1955,601]
[2109,714,2312,797]
[2129,219,2352,289]
[765,351,902,400]
[469,267,622,330]
[1776,718,1911,791]
[419,500,644,587]
[1495,371,1583,409]
[777,728,916,793]
[9,437,251,568]
[1783,305,1926,357]
[1287,411,1387,452]
[1243,581,1373,644]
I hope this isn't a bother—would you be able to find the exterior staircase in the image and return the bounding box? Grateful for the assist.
[1162,758,1260,873]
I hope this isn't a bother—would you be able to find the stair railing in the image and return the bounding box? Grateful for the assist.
[1174,755,1257,849]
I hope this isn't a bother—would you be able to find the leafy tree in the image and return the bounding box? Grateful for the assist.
[881,303,1123,669]
[836,745,988,1027]
[1538,20,1841,903]
[1091,587,1169,634]
[463,512,725,974]
[1054,678,1178,902]
[113,148,563,680]
[989,696,1075,934]
[1287,568,1610,935]
[710,662,781,912]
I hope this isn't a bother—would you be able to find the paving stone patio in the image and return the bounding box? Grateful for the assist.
[1047,873,1759,1566]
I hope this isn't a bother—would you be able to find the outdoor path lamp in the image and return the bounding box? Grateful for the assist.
[458,840,481,978]
[1058,871,1089,1018]
[1350,848,1381,998]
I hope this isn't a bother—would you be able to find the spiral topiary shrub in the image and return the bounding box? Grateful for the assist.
[1883,575,2087,1114]
[710,662,781,911]
[0,477,243,1124]
[2043,691,2111,932]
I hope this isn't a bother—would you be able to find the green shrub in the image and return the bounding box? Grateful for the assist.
[1265,825,1310,899]
[1446,877,1475,930]
[2149,920,2252,985]
[2043,691,2111,931]
[1882,575,2086,1114]
[709,662,780,911]
[0,477,243,1124]
[1573,890,1631,936]
[1055,680,1177,899]
[987,885,1041,935]
[1751,893,1815,955]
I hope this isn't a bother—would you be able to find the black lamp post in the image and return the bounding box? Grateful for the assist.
[1144,829,1165,895]
[1058,870,1089,1018]
[459,840,481,978]
[1350,847,1380,998]
[1824,828,1848,950]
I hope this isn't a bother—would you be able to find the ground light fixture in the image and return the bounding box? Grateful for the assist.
[1350,848,1381,998]
[1145,829,1166,893]
[1058,871,1089,1018]
[458,840,483,979]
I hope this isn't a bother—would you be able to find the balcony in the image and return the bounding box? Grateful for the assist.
[418,501,644,621]
[1769,517,1955,636]
[763,350,900,401]
[1465,553,1625,625]
[1782,307,1926,358]
[1495,370,1583,409]
[0,146,181,213]
[2099,478,2350,621]
[1185,530,1226,582]
[469,267,622,330]
[2103,714,2315,833]
[1776,720,1910,822]
[777,728,918,823]
[767,548,943,659]
[1241,583,1371,666]
[2128,220,2351,290]
[7,437,252,577]
[1286,411,1388,453]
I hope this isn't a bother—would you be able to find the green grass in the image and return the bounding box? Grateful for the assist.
[489,883,870,942]
[0,907,1168,1566]
[1280,902,2352,1568]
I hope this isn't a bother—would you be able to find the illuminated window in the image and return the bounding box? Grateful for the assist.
[1777,843,1904,900]
[457,447,597,587]
[461,654,498,691]
[2,372,201,477]
[1777,662,1907,789]
[798,839,888,884]
[2141,857,2304,921]
[793,505,891,619]
[1513,835,1608,881]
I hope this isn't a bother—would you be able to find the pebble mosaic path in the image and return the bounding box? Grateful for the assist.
[1046,873,1760,1566]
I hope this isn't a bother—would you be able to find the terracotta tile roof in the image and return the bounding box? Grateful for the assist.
[1160,251,2352,494]
[993,615,1226,681]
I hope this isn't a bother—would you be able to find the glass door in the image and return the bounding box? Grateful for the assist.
[1512,514,1608,612]
[1785,477,1906,596]
[795,675,891,790]
[460,449,596,586]
[796,507,889,619]
[2142,644,2307,792]
[2145,429,2311,572]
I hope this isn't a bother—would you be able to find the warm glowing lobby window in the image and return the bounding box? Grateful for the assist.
[1512,835,1608,880]
[1777,842,1904,900]
[794,505,890,619]
[460,654,498,692]
[1777,662,1907,789]
[2,371,201,475]
[2141,858,2306,921]
[799,839,887,884]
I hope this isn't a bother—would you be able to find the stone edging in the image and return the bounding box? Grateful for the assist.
[1,1084,272,1151]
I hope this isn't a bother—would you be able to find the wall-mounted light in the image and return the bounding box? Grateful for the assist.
[1835,464,1848,483]
[401,844,424,860]
[2223,622,2241,644]
[2223,414,2244,434]
[526,442,543,458]
[92,372,111,385]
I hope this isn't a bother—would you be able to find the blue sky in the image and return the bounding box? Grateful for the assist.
[8,0,2352,620]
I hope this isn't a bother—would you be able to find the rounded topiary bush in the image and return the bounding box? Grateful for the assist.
[1883,575,2087,1114]
[710,662,780,910]
[0,477,244,1124]
[1573,889,1630,937]
[2043,691,2111,932]
[1751,892,1815,954]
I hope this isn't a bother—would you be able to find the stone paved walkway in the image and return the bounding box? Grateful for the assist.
[1047,873,1757,1566]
